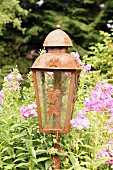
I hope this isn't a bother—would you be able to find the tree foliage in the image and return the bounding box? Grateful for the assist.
[0,0,28,35]
[0,0,113,89]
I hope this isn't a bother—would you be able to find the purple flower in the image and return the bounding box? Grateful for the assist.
[4,70,23,91]
[82,63,91,73]
[84,81,113,113]
[97,145,113,167]
[0,91,4,104]
[106,116,113,133]
[71,51,92,74]
[4,73,14,80]
[97,148,109,158]
[20,103,37,119]
[16,73,23,80]
[71,52,81,64]
[108,138,113,144]
[70,110,90,130]
[71,81,113,132]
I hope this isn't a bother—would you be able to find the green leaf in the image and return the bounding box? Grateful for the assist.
[13,157,26,163]
[14,147,27,151]
[15,162,29,168]
[35,157,49,163]
[16,153,29,158]
[80,144,93,150]
[45,159,52,170]
[80,162,92,167]
[25,139,32,150]
[3,156,12,161]
[12,134,26,139]
[94,157,109,169]
[36,149,48,155]
[69,154,76,166]
[4,164,15,169]
[31,146,36,158]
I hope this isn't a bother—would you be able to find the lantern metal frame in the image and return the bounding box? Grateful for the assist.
[31,25,82,169]
[32,68,81,134]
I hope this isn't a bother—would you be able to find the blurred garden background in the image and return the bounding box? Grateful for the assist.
[0,0,113,169]
[0,0,113,88]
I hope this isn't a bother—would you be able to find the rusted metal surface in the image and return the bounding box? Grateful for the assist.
[32,53,81,69]
[43,25,73,47]
[32,25,82,169]
[46,87,61,116]
[32,72,42,127]
[52,133,60,170]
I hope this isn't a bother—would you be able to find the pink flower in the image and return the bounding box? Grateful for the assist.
[106,116,113,133]
[85,64,91,71]
[84,81,113,113]
[70,110,90,130]
[71,81,113,133]
[4,73,14,80]
[97,145,113,167]
[16,73,23,80]
[0,91,4,104]
[82,63,91,73]
[20,103,37,119]
[71,52,81,64]
[4,70,23,91]
[71,51,92,74]
[108,138,113,144]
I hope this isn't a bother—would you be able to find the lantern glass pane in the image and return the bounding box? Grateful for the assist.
[36,71,72,131]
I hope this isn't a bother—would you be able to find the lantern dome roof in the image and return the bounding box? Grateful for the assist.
[43,25,73,47]
[32,53,81,70]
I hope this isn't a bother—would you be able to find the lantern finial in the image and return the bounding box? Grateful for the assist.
[56,25,61,29]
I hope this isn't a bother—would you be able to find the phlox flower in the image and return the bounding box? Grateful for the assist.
[16,73,23,80]
[97,145,113,168]
[71,52,81,64]
[4,73,14,80]
[106,116,113,133]
[82,63,91,74]
[0,91,4,104]
[108,138,113,144]
[72,81,113,132]
[20,103,37,119]
[71,52,92,74]
[84,81,113,113]
[97,148,109,158]
[4,69,22,91]
[70,110,90,130]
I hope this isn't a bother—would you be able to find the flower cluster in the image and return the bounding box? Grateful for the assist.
[70,110,90,130]
[71,81,113,131]
[82,63,91,74]
[97,144,113,168]
[0,91,4,104]
[20,103,37,119]
[84,81,113,113]
[71,52,81,64]
[4,68,23,91]
[71,52,91,73]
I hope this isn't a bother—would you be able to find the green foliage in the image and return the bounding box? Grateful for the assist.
[0,41,33,89]
[0,0,113,168]
[83,30,113,80]
[0,0,28,35]
[1,0,113,90]
[0,41,113,170]
[0,68,53,169]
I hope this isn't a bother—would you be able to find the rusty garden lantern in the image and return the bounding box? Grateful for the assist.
[31,25,81,169]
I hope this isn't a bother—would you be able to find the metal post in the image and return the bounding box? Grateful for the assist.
[52,133,60,169]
